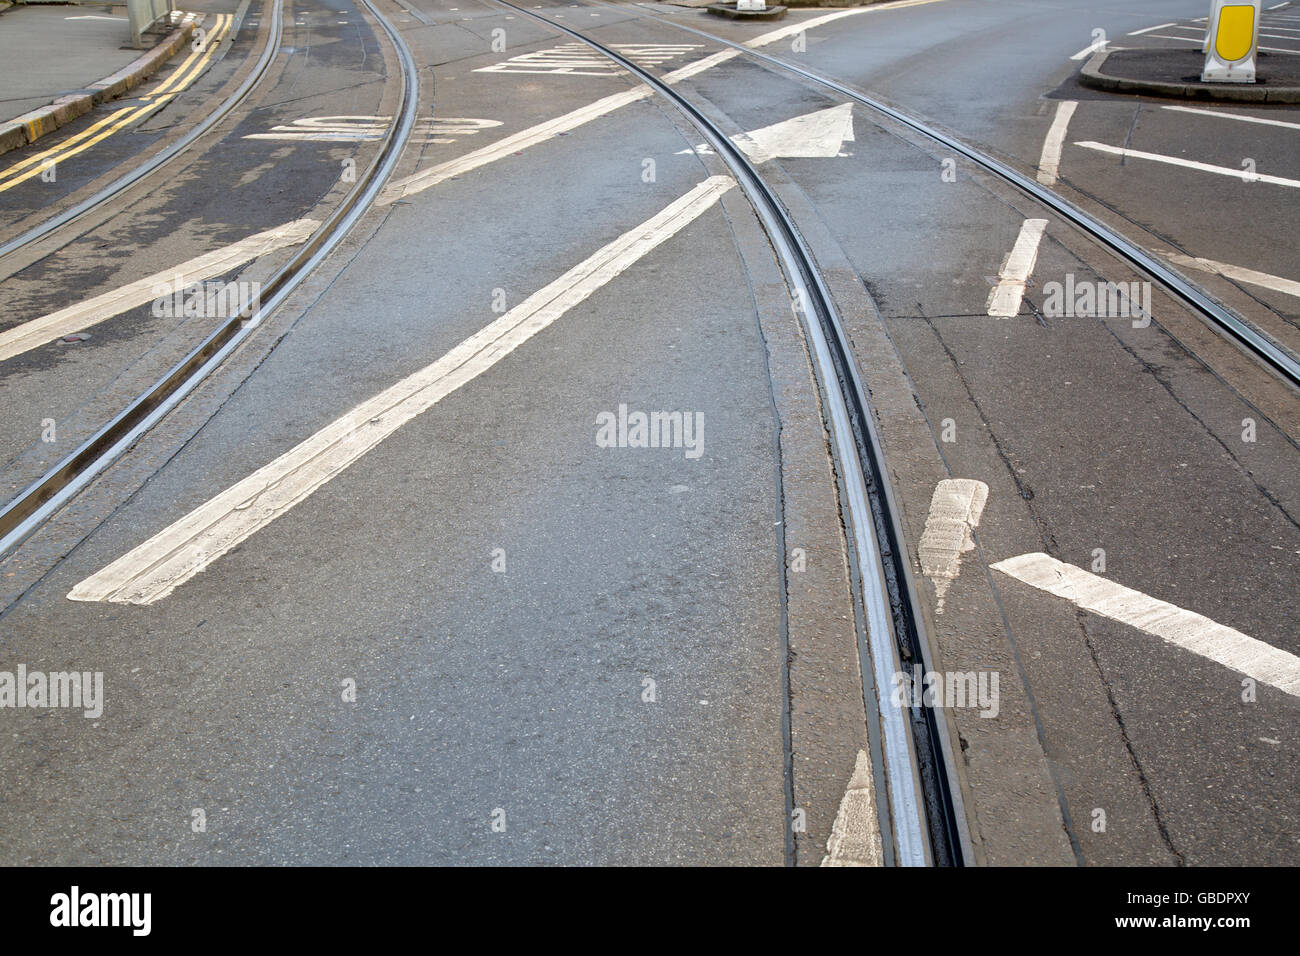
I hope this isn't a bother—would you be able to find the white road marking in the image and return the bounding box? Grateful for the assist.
[1164,251,1300,300]
[1270,3,1292,10]
[1070,38,1110,60]
[1163,104,1300,131]
[1129,22,1176,36]
[473,42,701,76]
[1143,33,1300,53]
[681,103,855,163]
[378,2,940,204]
[1075,141,1300,188]
[68,177,736,605]
[1037,100,1077,186]
[820,749,884,867]
[991,553,1300,697]
[987,219,1049,317]
[0,220,319,364]
[245,116,502,143]
[918,479,989,615]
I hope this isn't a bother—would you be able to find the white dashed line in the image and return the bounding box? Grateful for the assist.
[820,750,884,867]
[991,553,1300,697]
[1037,99,1077,185]
[987,219,1049,317]
[918,479,989,615]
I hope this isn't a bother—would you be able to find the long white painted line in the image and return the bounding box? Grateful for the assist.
[69,176,736,605]
[1070,38,1110,60]
[1270,3,1292,11]
[1163,104,1300,131]
[917,479,988,615]
[991,553,1300,697]
[820,750,884,867]
[1144,33,1300,52]
[0,220,319,363]
[1075,141,1300,188]
[1164,251,1300,299]
[378,1,945,203]
[1129,22,1176,36]
[987,219,1048,317]
[1036,100,1077,186]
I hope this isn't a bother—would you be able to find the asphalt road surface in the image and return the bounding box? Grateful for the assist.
[0,0,1295,867]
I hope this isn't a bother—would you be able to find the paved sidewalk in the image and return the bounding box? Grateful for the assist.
[0,5,157,123]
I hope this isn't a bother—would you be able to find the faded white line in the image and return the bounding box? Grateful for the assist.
[1164,251,1300,299]
[1163,104,1300,131]
[820,749,884,867]
[991,553,1300,696]
[1075,141,1300,188]
[1037,100,1077,186]
[1070,38,1110,60]
[918,479,988,615]
[0,220,319,363]
[69,177,736,605]
[379,1,945,203]
[987,219,1048,317]
[1129,22,1176,35]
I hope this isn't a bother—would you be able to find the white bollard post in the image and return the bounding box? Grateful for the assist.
[1203,0,1262,83]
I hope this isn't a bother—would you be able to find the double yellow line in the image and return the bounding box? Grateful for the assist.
[0,14,234,194]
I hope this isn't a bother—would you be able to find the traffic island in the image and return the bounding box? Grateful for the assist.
[1081,48,1300,104]
[706,3,788,20]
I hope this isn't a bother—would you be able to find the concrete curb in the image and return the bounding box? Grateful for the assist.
[0,16,197,159]
[706,3,788,19]
[1080,49,1300,104]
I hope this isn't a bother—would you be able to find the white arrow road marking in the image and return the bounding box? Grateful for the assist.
[1036,100,1077,186]
[821,749,884,867]
[69,176,736,605]
[1163,252,1300,300]
[377,1,945,204]
[987,219,1048,317]
[678,102,855,163]
[991,553,1300,697]
[0,220,319,364]
[918,479,988,615]
[1075,142,1300,188]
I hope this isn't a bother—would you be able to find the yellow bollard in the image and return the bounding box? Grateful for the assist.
[1203,0,1261,82]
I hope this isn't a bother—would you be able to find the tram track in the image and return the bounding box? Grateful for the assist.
[0,0,421,560]
[0,0,284,266]
[483,0,969,866]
